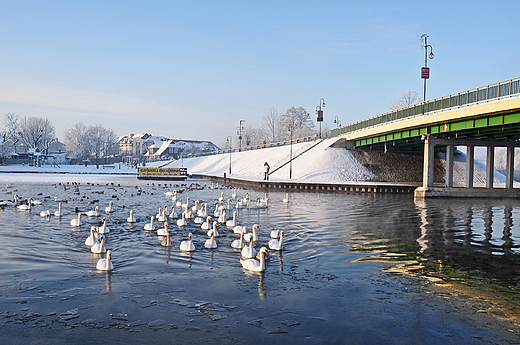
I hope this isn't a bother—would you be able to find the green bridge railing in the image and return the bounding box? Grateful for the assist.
[331,77,520,138]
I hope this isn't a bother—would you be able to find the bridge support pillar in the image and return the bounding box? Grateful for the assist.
[486,146,495,188]
[506,147,515,189]
[422,135,435,188]
[445,145,454,188]
[465,145,474,188]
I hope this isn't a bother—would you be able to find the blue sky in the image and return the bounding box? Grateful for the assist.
[1,1,519,146]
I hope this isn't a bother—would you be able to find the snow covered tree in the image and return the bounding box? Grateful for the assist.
[4,113,20,142]
[282,106,314,139]
[261,107,283,143]
[390,90,421,110]
[86,124,116,167]
[64,122,89,159]
[64,122,115,165]
[18,116,56,154]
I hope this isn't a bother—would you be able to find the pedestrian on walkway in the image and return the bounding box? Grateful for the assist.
[264,162,270,180]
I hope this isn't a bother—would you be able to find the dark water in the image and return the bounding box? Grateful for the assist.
[0,176,519,344]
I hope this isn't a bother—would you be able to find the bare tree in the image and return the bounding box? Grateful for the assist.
[86,124,116,167]
[18,116,56,154]
[261,107,283,143]
[64,122,115,165]
[282,106,314,139]
[4,113,20,146]
[64,122,89,159]
[390,90,421,110]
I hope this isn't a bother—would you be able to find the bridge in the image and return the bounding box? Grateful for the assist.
[331,77,520,198]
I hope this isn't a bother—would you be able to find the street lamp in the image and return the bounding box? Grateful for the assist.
[315,98,325,139]
[236,119,245,152]
[178,142,184,167]
[226,136,232,175]
[421,34,434,108]
[287,124,293,179]
[334,116,341,128]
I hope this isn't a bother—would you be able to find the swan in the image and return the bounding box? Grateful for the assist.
[243,224,259,242]
[157,221,169,236]
[218,210,226,224]
[270,229,280,239]
[181,197,190,210]
[144,216,155,231]
[17,198,32,210]
[231,233,244,249]
[70,213,82,227]
[240,247,268,272]
[85,226,99,246]
[126,210,136,223]
[207,221,220,237]
[157,209,167,222]
[233,225,246,234]
[169,206,178,218]
[86,206,100,217]
[165,190,174,196]
[176,213,186,226]
[96,250,113,271]
[31,199,42,205]
[1,194,19,206]
[268,230,284,251]
[231,188,237,199]
[97,217,110,234]
[180,233,195,251]
[91,235,106,254]
[105,201,114,213]
[204,233,217,249]
[213,203,220,217]
[155,207,162,219]
[241,238,257,259]
[197,203,208,217]
[218,191,224,203]
[40,209,51,217]
[283,193,289,203]
[176,198,182,208]
[54,202,63,217]
[226,211,237,227]
[161,229,172,246]
[191,200,199,212]
[201,216,212,230]
[171,190,177,201]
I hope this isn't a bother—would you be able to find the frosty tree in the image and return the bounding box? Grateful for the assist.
[390,90,421,110]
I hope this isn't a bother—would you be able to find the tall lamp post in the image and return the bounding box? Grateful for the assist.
[334,116,341,128]
[315,98,325,139]
[226,136,232,175]
[287,124,293,179]
[421,34,434,108]
[236,119,245,152]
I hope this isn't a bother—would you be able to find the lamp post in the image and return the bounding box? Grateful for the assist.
[226,136,232,175]
[334,116,341,128]
[315,98,325,139]
[421,34,434,108]
[236,119,245,152]
[178,142,184,167]
[287,124,293,179]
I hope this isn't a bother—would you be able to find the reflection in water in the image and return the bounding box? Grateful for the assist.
[276,251,283,272]
[105,271,112,292]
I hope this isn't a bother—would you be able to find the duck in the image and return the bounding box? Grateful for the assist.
[126,210,136,223]
[144,216,155,231]
[226,211,238,227]
[91,235,106,254]
[105,201,114,213]
[268,231,284,251]
[96,250,113,271]
[200,216,212,230]
[240,247,268,272]
[231,233,245,249]
[70,213,82,227]
[157,221,169,236]
[243,224,259,242]
[85,226,99,246]
[180,233,195,251]
[17,198,32,210]
[86,206,100,217]
[207,221,220,237]
[161,229,172,247]
[97,217,110,234]
[204,233,217,249]
[54,202,63,217]
[283,193,289,203]
[241,238,257,259]
[176,213,186,226]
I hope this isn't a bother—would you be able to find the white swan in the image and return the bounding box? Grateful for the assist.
[157,209,167,222]
[240,247,268,272]
[270,229,280,238]
[268,231,284,251]
[176,198,182,208]
[197,203,207,217]
[165,190,174,196]
[70,213,82,227]
[204,233,217,249]
[126,210,136,223]
[161,229,172,247]
[91,235,106,254]
[243,224,259,242]
[283,193,289,203]
[96,250,113,271]
[17,198,32,210]
[171,190,177,201]
[231,188,237,199]
[86,206,100,217]
[40,209,51,217]
[181,197,190,210]
[200,216,212,230]
[157,221,169,236]
[207,221,220,237]
[31,199,42,205]
[176,213,186,227]
[105,201,114,213]
[218,209,226,223]
[85,226,99,246]
[97,217,110,234]
[169,206,178,218]
[191,200,199,212]
[180,233,195,251]
[226,211,237,227]
[233,225,246,234]
[231,233,244,249]
[54,202,63,217]
[144,216,155,231]
[241,238,257,259]
[155,207,162,219]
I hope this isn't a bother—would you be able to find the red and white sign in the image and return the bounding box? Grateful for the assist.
[421,67,430,79]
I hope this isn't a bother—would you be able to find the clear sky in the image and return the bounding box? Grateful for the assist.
[1,1,519,147]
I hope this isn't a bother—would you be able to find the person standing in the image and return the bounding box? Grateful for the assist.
[264,162,270,180]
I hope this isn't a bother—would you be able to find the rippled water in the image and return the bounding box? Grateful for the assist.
[1,176,520,344]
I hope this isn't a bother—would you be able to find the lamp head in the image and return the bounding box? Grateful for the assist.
[429,52,434,59]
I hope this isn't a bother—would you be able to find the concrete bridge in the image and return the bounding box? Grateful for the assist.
[331,77,520,198]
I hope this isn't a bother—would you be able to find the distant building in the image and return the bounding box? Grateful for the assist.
[144,139,219,162]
